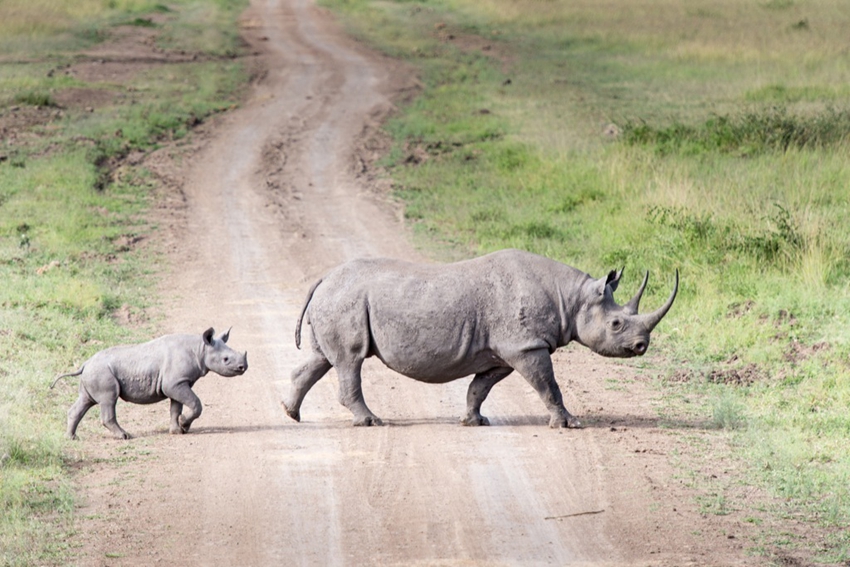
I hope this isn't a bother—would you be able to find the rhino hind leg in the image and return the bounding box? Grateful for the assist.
[508,349,582,429]
[66,392,97,440]
[84,377,131,439]
[282,353,333,422]
[336,360,383,426]
[461,367,513,426]
[99,399,131,439]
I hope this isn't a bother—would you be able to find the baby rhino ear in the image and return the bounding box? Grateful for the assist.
[203,328,215,345]
[218,327,232,343]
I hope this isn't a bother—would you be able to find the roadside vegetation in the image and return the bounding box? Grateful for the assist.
[320,0,850,562]
[0,1,248,564]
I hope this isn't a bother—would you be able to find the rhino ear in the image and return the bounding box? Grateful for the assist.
[606,268,623,293]
[593,270,619,296]
[219,327,231,343]
[202,328,215,345]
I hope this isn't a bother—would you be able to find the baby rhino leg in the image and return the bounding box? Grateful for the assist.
[165,382,202,433]
[83,368,131,439]
[66,387,96,440]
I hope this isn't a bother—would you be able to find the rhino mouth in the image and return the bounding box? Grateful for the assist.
[222,359,248,376]
[602,341,648,358]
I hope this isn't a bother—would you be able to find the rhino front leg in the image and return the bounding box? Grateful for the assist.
[165,382,202,433]
[461,367,513,426]
[282,353,332,422]
[509,349,581,429]
[336,360,382,426]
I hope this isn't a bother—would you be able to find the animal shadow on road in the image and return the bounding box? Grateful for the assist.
[476,413,712,430]
[116,413,710,437]
[581,413,712,431]
[123,424,293,438]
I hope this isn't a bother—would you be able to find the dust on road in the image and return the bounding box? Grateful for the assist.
[69,0,761,565]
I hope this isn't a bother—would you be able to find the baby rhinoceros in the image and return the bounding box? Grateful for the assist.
[52,328,248,440]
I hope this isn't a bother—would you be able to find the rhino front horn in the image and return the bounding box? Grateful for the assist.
[639,270,679,331]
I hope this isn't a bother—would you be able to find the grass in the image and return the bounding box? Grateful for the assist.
[0,1,248,564]
[320,0,850,561]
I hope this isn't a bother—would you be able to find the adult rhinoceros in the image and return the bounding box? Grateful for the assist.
[282,249,677,428]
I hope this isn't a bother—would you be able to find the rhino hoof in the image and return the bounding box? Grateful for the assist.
[461,415,490,426]
[549,415,582,429]
[281,401,301,422]
[353,416,383,426]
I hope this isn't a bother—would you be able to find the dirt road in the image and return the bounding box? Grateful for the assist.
[70,0,762,565]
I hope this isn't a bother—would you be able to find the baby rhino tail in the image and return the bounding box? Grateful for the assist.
[50,366,85,389]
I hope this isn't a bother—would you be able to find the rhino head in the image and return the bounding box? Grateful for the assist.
[573,269,678,358]
[202,327,249,377]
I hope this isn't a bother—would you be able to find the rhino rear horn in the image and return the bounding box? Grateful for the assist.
[638,270,679,331]
[624,270,649,315]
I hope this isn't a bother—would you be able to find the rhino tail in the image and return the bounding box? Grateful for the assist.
[50,366,85,389]
[295,278,323,350]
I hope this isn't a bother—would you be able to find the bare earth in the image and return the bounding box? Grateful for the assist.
[66,0,786,565]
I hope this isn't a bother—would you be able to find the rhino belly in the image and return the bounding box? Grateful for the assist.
[366,309,506,382]
[374,344,505,384]
[118,378,167,404]
[119,389,167,404]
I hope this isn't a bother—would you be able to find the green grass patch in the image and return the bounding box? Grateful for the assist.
[0,0,249,564]
[622,107,850,156]
[322,0,850,561]
[13,91,58,108]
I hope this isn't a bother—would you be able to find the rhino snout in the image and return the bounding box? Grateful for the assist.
[218,352,248,376]
[231,352,248,374]
[632,340,647,356]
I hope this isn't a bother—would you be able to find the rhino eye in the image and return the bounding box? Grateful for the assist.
[610,319,622,330]
[224,357,230,363]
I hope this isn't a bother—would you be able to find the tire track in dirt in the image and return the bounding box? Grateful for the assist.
[70,0,762,565]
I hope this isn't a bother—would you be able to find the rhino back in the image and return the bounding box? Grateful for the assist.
[308,250,583,381]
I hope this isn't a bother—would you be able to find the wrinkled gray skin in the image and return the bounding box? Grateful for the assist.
[52,328,248,440]
[283,249,678,428]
